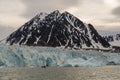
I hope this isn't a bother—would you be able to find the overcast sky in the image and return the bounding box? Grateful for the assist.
[0,0,120,39]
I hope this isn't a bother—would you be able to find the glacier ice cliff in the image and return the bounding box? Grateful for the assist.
[0,43,120,67]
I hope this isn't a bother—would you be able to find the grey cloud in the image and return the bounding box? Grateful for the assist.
[99,19,120,23]
[21,0,80,18]
[0,25,16,40]
[112,6,120,17]
[95,25,120,31]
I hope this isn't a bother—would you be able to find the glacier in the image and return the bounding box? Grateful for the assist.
[0,43,120,67]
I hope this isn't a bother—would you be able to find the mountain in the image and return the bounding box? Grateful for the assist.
[103,33,120,46]
[6,10,110,49]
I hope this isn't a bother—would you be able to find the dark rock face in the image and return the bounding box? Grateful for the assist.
[6,10,110,49]
[103,34,120,42]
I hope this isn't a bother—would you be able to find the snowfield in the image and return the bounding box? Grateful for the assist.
[0,43,120,67]
[109,40,120,46]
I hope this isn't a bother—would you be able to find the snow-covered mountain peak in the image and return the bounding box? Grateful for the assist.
[62,11,71,15]
[6,10,110,49]
[51,10,60,14]
[35,12,48,20]
[61,11,77,20]
[48,10,61,17]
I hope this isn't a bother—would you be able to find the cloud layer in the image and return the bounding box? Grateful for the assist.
[0,0,27,27]
[112,6,120,17]
[0,0,120,39]
[0,25,16,40]
[21,0,80,18]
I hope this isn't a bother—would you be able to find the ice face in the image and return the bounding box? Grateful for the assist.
[0,43,120,67]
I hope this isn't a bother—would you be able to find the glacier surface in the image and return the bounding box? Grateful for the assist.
[0,43,120,67]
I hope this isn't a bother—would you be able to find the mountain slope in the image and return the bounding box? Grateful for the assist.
[103,33,120,46]
[6,10,110,49]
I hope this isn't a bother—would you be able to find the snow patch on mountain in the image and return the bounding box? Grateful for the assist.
[110,41,120,46]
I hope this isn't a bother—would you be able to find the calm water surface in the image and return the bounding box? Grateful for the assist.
[0,66,120,80]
